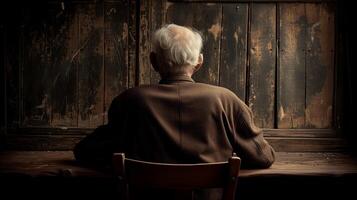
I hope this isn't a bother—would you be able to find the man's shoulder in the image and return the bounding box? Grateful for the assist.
[194,83,239,98]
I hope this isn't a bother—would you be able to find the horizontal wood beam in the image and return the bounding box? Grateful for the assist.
[0,132,348,152]
[6,127,338,137]
[168,0,336,3]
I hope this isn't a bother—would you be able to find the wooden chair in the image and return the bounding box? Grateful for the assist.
[112,153,241,200]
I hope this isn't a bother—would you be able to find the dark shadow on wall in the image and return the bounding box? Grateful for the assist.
[337,1,357,154]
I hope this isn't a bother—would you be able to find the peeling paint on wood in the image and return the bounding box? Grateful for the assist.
[249,3,276,128]
[150,0,165,84]
[138,0,151,85]
[3,1,337,136]
[104,2,129,124]
[305,3,334,128]
[220,3,248,100]
[278,3,306,128]
[50,3,78,127]
[78,3,105,128]
[166,2,222,85]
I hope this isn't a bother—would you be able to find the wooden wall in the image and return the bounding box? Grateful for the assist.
[140,0,335,130]
[1,0,341,151]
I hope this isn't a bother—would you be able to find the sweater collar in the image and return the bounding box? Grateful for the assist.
[159,75,195,84]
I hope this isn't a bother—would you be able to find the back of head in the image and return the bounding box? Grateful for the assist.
[152,24,203,74]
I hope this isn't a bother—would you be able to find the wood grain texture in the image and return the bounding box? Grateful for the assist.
[128,0,137,87]
[305,3,334,128]
[0,131,347,152]
[166,2,222,85]
[1,151,355,178]
[48,3,78,127]
[170,0,336,2]
[278,3,306,128]
[104,1,129,123]
[138,0,152,85]
[150,0,166,84]
[248,3,276,128]
[220,4,248,100]
[78,3,105,127]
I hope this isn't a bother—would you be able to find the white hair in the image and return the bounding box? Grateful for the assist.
[152,24,203,70]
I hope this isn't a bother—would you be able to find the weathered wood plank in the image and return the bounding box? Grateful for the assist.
[78,3,105,127]
[5,127,337,138]
[48,2,78,127]
[150,0,166,84]
[248,3,276,128]
[1,152,356,179]
[305,3,334,128]
[104,1,129,123]
[278,3,306,128]
[138,0,151,85]
[220,4,248,100]
[169,0,336,2]
[263,128,337,138]
[166,2,222,85]
[267,137,347,152]
[128,0,137,87]
[22,3,53,126]
[0,134,347,152]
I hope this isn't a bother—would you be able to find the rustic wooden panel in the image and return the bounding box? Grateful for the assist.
[138,0,152,85]
[104,1,129,123]
[267,137,347,152]
[220,4,248,100]
[0,133,346,152]
[150,0,166,84]
[166,2,222,85]
[278,3,306,128]
[128,0,137,87]
[169,0,336,2]
[248,3,276,128]
[263,128,337,138]
[22,4,53,126]
[305,3,334,128]
[78,3,105,127]
[48,3,78,127]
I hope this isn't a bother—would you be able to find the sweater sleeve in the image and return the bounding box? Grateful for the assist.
[73,96,125,167]
[232,99,276,169]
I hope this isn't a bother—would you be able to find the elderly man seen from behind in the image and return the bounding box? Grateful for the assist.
[74,24,275,199]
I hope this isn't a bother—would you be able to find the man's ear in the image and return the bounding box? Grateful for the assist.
[150,52,159,72]
[193,54,203,74]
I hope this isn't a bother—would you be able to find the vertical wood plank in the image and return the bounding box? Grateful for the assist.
[305,3,334,128]
[78,3,104,127]
[104,1,129,123]
[22,3,53,126]
[220,4,248,100]
[138,0,151,85]
[248,3,276,128]
[128,0,137,88]
[278,3,306,128]
[49,2,78,127]
[166,2,222,85]
[150,0,166,84]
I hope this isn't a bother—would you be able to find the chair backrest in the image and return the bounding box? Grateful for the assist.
[112,153,241,200]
